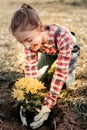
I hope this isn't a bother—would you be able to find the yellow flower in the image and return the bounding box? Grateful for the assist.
[14,78,45,94]
[12,78,46,112]
[12,88,24,101]
[25,99,29,104]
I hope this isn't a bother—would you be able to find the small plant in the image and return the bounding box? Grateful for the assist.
[12,77,46,113]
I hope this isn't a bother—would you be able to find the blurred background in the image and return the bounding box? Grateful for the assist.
[0,0,87,75]
[0,1,87,129]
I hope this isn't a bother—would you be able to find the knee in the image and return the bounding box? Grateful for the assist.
[65,70,75,87]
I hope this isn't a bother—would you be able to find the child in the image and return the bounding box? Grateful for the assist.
[10,3,80,129]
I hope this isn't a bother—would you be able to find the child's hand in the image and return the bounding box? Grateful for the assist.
[30,105,51,129]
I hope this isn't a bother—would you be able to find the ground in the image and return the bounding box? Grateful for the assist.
[0,0,87,130]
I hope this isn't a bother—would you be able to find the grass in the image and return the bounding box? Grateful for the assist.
[0,1,87,129]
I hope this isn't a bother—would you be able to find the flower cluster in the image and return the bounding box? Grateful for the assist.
[12,78,46,112]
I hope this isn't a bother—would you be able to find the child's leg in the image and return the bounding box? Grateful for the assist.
[37,53,57,81]
[65,45,80,87]
[65,69,76,87]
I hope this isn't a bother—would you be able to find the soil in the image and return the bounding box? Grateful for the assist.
[0,71,87,130]
[0,0,87,129]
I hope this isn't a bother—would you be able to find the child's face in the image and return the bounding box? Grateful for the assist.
[13,26,44,51]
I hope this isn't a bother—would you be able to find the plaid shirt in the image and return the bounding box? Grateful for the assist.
[25,25,76,108]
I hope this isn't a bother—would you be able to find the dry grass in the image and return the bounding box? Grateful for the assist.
[0,0,87,74]
[0,1,87,129]
[0,0,87,95]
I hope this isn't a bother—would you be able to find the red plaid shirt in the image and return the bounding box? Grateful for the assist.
[24,25,75,108]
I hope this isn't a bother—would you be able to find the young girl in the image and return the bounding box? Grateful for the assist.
[10,3,80,129]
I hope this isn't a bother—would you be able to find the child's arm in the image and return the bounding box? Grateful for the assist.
[44,31,74,108]
[30,31,75,129]
[24,48,38,78]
